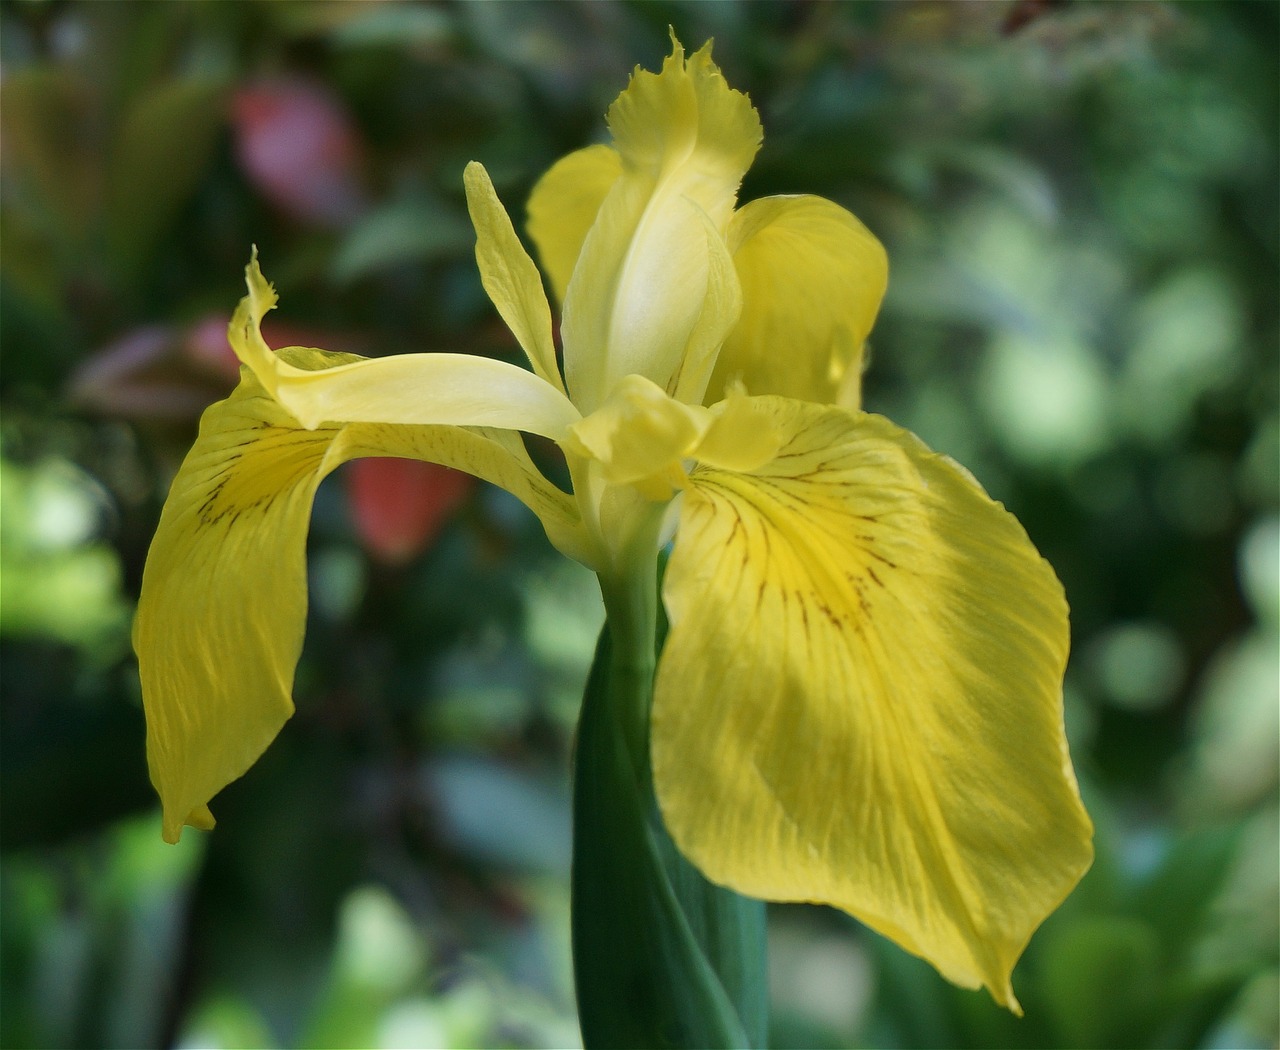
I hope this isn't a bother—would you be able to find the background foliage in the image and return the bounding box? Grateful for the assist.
[1,2,1276,1047]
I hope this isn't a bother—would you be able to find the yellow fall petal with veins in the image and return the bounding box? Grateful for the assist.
[137,346,584,842]
[653,397,1093,1009]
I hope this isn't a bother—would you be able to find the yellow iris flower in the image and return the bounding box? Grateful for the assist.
[135,39,1092,1010]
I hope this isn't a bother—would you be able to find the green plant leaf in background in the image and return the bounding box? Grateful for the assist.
[1039,915,1162,1048]
[331,194,475,284]
[106,76,229,276]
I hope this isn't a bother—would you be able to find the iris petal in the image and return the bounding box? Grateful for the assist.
[526,144,621,307]
[667,207,743,406]
[652,397,1093,1009]
[136,349,581,843]
[559,40,762,412]
[230,255,580,437]
[565,373,708,501]
[710,195,888,408]
[463,161,565,394]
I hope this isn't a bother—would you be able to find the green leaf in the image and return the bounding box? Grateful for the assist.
[1039,916,1161,1048]
[331,195,474,284]
[652,552,770,1045]
[1129,824,1242,962]
[572,621,769,1048]
[105,76,228,273]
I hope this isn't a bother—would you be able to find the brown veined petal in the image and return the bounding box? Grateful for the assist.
[709,195,888,409]
[136,348,582,843]
[653,397,1093,1010]
[526,144,622,307]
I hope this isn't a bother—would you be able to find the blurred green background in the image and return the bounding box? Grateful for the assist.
[1,1,1276,1047]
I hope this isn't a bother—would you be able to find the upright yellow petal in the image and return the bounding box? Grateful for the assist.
[666,208,743,406]
[607,38,760,204]
[136,349,582,843]
[463,161,564,394]
[526,144,622,306]
[709,196,888,408]
[652,398,1092,1009]
[230,255,579,437]
[560,39,762,412]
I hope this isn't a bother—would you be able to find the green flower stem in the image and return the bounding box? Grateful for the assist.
[571,554,769,1049]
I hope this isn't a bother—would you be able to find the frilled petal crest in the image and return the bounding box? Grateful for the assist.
[230,255,579,438]
[527,51,887,411]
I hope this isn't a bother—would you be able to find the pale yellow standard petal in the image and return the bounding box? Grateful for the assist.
[526,144,622,306]
[652,398,1093,1009]
[559,39,762,412]
[230,255,580,437]
[709,195,888,409]
[463,161,565,394]
[136,349,582,843]
[666,206,743,406]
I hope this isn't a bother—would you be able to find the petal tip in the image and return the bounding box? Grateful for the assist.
[243,250,278,313]
[161,801,216,844]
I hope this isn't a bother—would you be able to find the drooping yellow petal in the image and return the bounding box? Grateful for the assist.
[559,39,761,412]
[709,195,888,409]
[136,348,582,843]
[230,254,579,437]
[526,144,622,306]
[652,397,1093,1009]
[463,161,564,394]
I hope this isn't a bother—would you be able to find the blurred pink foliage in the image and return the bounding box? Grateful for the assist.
[231,79,367,227]
[72,315,361,417]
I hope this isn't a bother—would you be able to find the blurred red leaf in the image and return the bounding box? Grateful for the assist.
[346,458,474,565]
[73,315,363,420]
[231,79,367,227]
